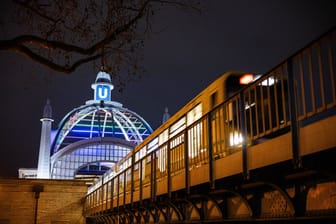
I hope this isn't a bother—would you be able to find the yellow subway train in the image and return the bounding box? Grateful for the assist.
[87,68,333,205]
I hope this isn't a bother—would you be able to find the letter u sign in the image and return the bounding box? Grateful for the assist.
[99,87,108,98]
[96,85,110,101]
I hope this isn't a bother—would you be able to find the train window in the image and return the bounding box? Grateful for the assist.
[170,141,185,174]
[158,129,169,145]
[142,160,145,181]
[126,157,132,168]
[188,117,209,167]
[147,137,158,153]
[135,146,146,162]
[125,168,132,193]
[228,102,233,121]
[170,116,186,137]
[146,155,151,163]
[118,158,131,172]
[229,131,243,147]
[133,162,140,191]
[224,96,244,150]
[157,144,167,173]
[106,170,114,181]
[259,76,276,86]
[211,92,218,108]
[243,71,289,139]
[107,181,112,201]
[170,134,184,149]
[140,147,146,158]
[113,178,118,200]
[118,173,124,195]
[142,158,151,186]
[187,104,202,126]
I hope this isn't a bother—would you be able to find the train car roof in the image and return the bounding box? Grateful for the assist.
[134,70,249,151]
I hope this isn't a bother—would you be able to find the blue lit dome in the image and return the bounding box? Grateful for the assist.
[48,71,152,179]
[51,102,152,155]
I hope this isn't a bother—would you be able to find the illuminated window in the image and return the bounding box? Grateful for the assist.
[157,145,167,173]
[187,104,202,126]
[229,131,243,146]
[158,129,169,145]
[142,158,151,183]
[133,162,140,191]
[125,168,132,192]
[169,131,185,174]
[188,119,208,165]
[258,75,276,86]
[170,117,186,137]
[170,134,182,148]
[135,146,146,162]
[147,137,158,153]
[118,173,124,195]
[126,157,132,168]
[170,145,184,174]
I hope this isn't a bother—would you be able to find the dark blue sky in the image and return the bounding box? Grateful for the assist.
[0,0,335,177]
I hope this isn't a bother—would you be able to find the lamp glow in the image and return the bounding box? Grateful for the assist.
[240,74,254,85]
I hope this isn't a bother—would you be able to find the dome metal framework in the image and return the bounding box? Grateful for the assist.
[45,71,153,179]
[51,102,152,156]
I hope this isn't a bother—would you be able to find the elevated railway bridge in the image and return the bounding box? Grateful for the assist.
[84,28,336,223]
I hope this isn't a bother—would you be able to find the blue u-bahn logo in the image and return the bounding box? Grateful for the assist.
[95,85,110,101]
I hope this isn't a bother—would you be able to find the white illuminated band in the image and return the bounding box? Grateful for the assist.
[40,118,54,122]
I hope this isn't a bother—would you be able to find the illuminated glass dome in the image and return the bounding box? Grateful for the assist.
[49,71,152,179]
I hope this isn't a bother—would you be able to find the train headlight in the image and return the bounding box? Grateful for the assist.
[239,74,254,85]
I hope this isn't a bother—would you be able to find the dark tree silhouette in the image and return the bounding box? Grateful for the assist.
[0,0,200,78]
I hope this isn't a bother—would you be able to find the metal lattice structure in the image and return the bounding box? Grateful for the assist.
[45,71,153,179]
[52,102,152,155]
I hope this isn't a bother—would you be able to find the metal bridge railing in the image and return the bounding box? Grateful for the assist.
[84,28,336,218]
[242,65,291,141]
[291,30,336,121]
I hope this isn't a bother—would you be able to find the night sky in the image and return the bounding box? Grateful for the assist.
[0,0,335,178]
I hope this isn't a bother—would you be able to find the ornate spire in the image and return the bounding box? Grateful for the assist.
[43,99,52,119]
[37,99,54,179]
[162,107,170,124]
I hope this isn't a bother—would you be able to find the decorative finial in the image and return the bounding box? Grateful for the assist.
[91,70,114,102]
[101,65,111,73]
[162,107,170,124]
[43,99,52,119]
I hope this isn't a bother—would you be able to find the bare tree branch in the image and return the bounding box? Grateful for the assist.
[0,0,201,76]
[13,0,58,23]
[9,44,103,73]
[3,1,150,53]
